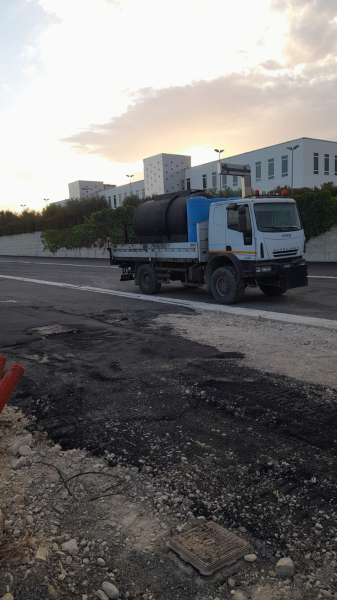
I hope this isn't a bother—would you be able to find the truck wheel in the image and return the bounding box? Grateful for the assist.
[210,266,245,305]
[137,265,161,295]
[259,284,287,297]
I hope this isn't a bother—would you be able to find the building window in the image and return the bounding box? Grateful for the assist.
[222,174,228,186]
[142,189,145,198]
[335,156,337,176]
[282,155,288,177]
[113,195,117,207]
[136,190,139,197]
[255,161,261,182]
[124,193,127,198]
[314,153,319,174]
[233,176,238,187]
[186,178,191,190]
[324,154,330,175]
[268,158,275,179]
[108,196,111,207]
[118,194,122,203]
[202,174,207,189]
[212,172,217,188]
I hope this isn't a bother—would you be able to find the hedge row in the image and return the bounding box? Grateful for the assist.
[38,190,337,253]
[41,206,135,253]
[295,190,337,240]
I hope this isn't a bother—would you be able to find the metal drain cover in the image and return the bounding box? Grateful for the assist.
[168,522,252,576]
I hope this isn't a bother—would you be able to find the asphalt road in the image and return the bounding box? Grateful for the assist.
[1,256,337,600]
[0,256,336,320]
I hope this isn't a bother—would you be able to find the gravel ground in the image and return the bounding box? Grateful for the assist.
[1,305,337,600]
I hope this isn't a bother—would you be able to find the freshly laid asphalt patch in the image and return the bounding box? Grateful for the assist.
[4,301,337,597]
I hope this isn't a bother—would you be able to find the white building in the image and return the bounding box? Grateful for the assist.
[68,180,105,199]
[144,153,191,196]
[99,180,145,208]
[69,138,337,209]
[185,138,337,193]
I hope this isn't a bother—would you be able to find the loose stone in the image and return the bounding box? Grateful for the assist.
[244,554,257,563]
[276,557,294,578]
[102,581,120,599]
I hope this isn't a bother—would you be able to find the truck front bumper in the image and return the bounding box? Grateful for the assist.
[255,260,308,290]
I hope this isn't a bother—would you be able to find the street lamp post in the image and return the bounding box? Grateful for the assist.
[43,199,49,207]
[126,174,134,195]
[286,145,299,196]
[214,149,224,192]
[20,204,26,210]
[81,186,90,198]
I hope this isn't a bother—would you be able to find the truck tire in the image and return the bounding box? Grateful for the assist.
[210,266,245,305]
[259,284,287,297]
[137,264,161,295]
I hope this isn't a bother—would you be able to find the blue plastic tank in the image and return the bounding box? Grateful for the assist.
[187,196,225,242]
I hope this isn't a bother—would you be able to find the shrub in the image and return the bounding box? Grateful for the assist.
[41,206,135,253]
[296,190,337,240]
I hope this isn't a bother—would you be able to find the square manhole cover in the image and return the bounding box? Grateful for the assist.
[168,522,252,576]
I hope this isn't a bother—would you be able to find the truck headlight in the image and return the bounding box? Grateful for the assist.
[256,266,272,273]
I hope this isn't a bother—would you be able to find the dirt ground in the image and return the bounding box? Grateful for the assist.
[1,304,337,599]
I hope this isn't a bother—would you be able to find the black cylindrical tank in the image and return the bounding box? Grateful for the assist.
[133,191,208,241]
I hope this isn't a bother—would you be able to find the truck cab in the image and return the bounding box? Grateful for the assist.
[206,192,307,302]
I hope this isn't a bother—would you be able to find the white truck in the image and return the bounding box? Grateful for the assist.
[108,164,307,305]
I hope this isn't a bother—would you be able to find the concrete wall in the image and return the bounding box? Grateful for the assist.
[0,228,336,262]
[0,232,109,259]
[304,225,337,262]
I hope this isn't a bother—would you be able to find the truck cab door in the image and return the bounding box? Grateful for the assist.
[225,204,256,260]
[208,203,256,260]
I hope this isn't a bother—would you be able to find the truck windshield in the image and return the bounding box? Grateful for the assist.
[254,202,302,232]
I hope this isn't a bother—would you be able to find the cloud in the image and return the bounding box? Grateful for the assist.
[273,0,337,65]
[62,67,337,163]
[23,64,39,76]
[2,84,12,95]
[261,59,283,70]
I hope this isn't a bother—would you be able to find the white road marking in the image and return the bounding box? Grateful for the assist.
[1,273,337,330]
[0,300,31,303]
[308,275,337,279]
[0,260,336,276]
[0,259,118,268]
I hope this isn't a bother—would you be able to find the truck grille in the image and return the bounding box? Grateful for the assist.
[273,249,299,258]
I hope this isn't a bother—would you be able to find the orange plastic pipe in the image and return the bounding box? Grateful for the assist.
[0,356,7,379]
[0,364,26,415]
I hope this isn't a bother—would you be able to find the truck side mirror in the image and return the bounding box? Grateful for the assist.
[238,206,247,232]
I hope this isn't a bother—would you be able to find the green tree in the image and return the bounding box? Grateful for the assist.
[122,195,142,208]
[206,187,242,198]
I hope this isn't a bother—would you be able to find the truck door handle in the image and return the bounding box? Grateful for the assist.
[226,246,232,251]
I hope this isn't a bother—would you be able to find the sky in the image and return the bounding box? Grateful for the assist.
[1,0,337,211]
